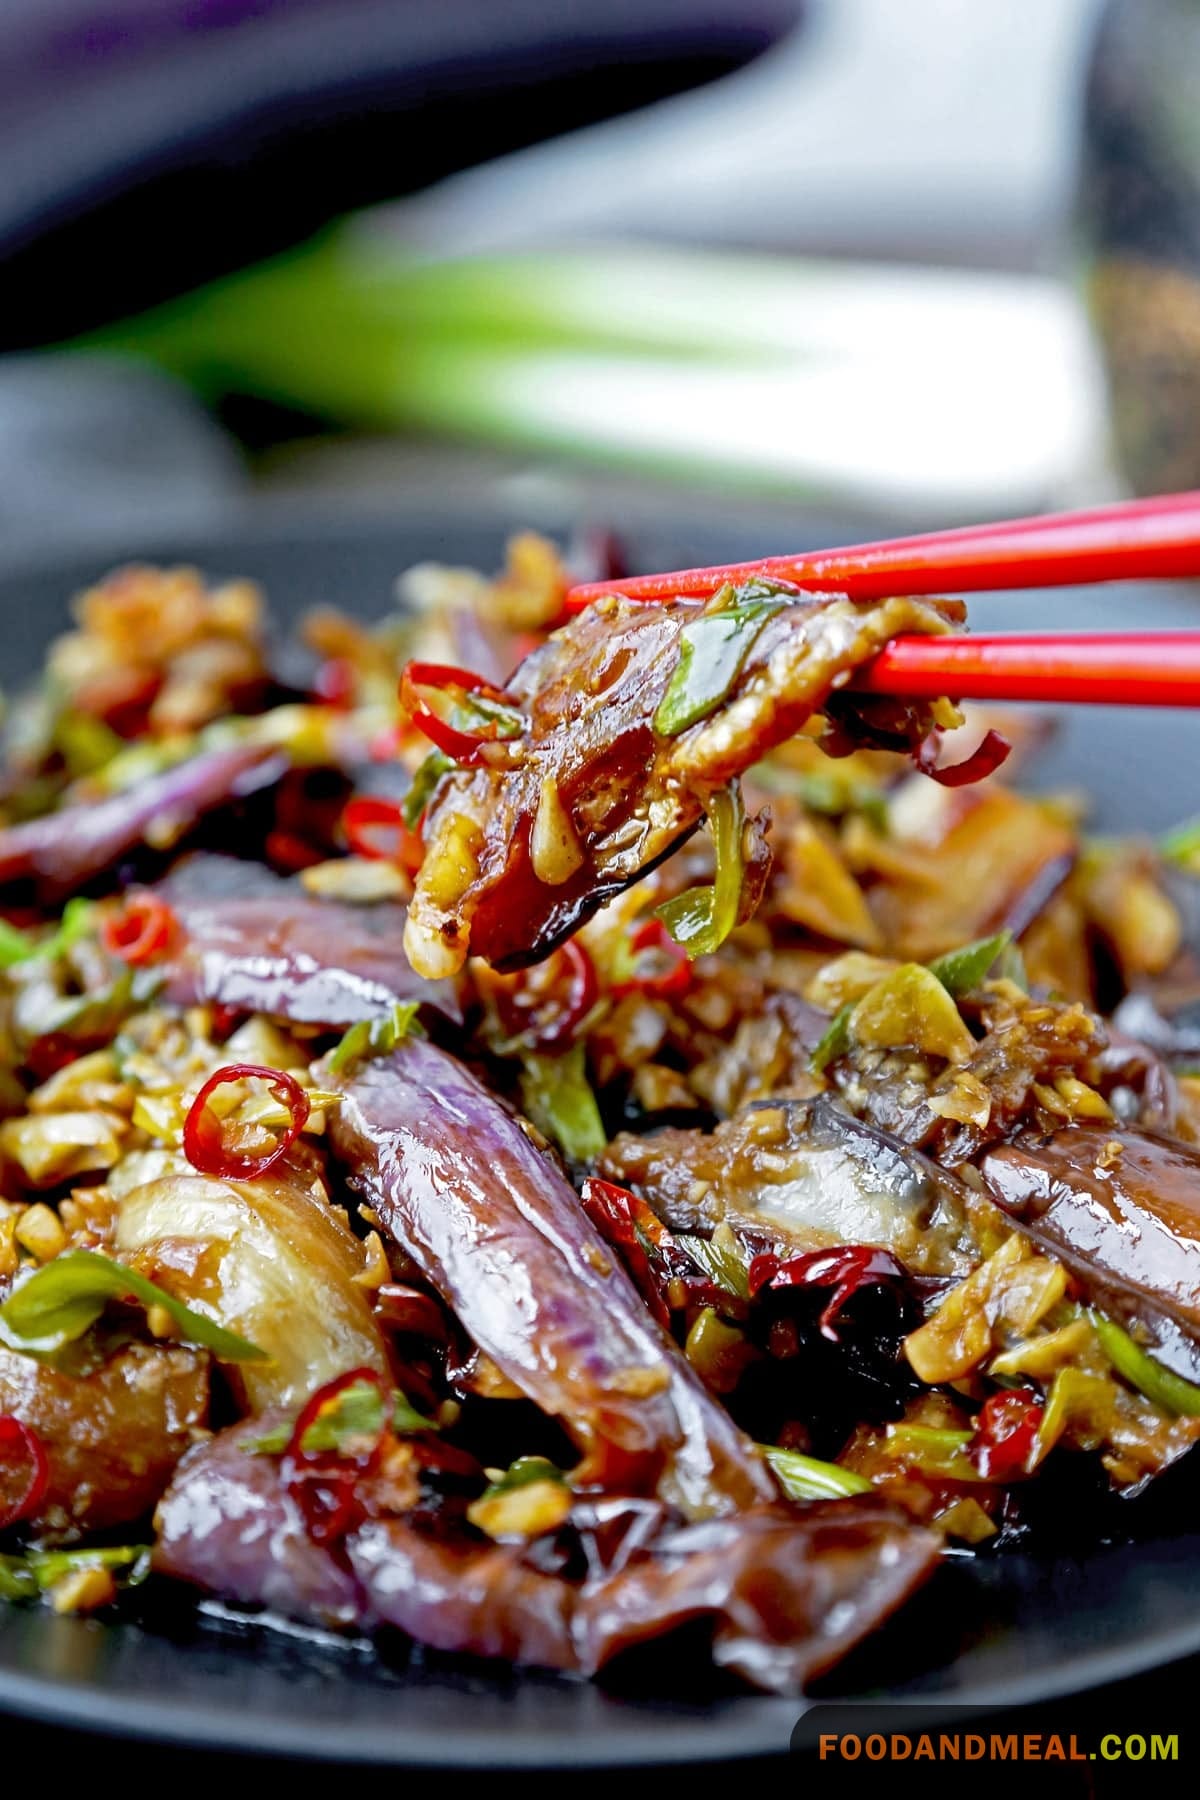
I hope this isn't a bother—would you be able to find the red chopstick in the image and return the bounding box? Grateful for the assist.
[855,632,1200,707]
[566,490,1200,610]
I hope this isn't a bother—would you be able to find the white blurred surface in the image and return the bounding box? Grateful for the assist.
[394,0,1105,268]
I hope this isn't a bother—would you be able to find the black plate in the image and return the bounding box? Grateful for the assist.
[1,501,1198,1765]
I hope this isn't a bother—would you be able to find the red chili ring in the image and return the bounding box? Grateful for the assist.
[497,938,598,1050]
[612,918,694,1001]
[183,1062,311,1180]
[0,1416,49,1530]
[284,1367,390,1547]
[264,830,327,874]
[101,890,178,965]
[341,795,425,876]
[914,726,1012,788]
[398,660,522,766]
[285,1367,390,1467]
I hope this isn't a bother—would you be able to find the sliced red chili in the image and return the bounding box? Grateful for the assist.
[0,1416,49,1530]
[314,656,357,709]
[398,660,523,766]
[284,1368,388,1546]
[495,938,598,1050]
[748,1244,907,1341]
[914,726,1012,788]
[970,1388,1044,1480]
[183,1062,310,1180]
[612,918,693,1001]
[341,795,425,877]
[101,890,178,965]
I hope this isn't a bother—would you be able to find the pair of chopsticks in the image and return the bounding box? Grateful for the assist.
[565,491,1200,706]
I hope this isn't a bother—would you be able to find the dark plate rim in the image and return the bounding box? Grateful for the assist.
[5,1601,1200,1766]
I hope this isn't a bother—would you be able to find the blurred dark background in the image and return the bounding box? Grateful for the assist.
[8,0,1200,576]
[0,0,802,344]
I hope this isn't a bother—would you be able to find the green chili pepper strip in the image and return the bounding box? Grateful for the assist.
[810,1001,854,1075]
[328,1001,423,1076]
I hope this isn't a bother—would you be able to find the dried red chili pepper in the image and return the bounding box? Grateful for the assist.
[748,1244,906,1341]
[913,726,1011,788]
[264,829,327,873]
[0,1416,49,1530]
[495,938,598,1050]
[581,1178,675,1327]
[183,1062,310,1180]
[398,661,523,766]
[612,918,693,1002]
[101,890,178,965]
[341,795,424,877]
[406,1436,483,1481]
[283,1368,389,1546]
[580,1177,722,1327]
[970,1388,1044,1480]
[373,1283,450,1343]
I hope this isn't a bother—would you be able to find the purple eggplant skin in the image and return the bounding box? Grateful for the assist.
[0,743,281,899]
[153,1417,363,1631]
[326,1038,776,1519]
[982,1126,1200,1383]
[158,855,460,1027]
[154,1419,939,1695]
[352,1500,937,1693]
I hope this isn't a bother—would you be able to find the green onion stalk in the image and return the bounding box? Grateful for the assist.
[67,226,1078,507]
[68,229,858,498]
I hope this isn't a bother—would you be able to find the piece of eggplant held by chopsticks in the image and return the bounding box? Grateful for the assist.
[403,589,968,978]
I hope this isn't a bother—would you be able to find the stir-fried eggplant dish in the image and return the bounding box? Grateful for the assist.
[2,542,1200,1695]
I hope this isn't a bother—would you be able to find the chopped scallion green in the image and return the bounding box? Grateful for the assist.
[0,1249,267,1362]
[927,929,1012,999]
[1089,1309,1200,1416]
[655,784,746,959]
[762,1444,872,1501]
[328,1001,423,1075]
